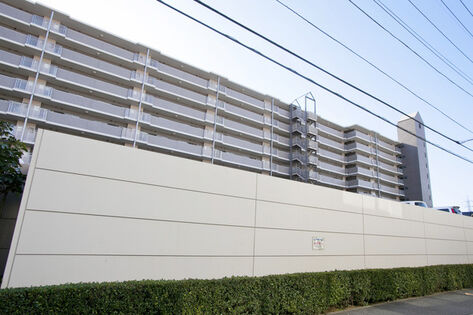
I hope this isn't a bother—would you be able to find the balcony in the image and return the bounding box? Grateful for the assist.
[347,179,375,189]
[317,124,344,139]
[147,59,209,89]
[345,130,370,142]
[345,142,372,154]
[272,148,290,160]
[345,154,375,166]
[0,100,47,120]
[146,75,208,105]
[379,184,404,196]
[13,78,53,98]
[45,110,124,138]
[12,125,36,144]
[143,95,206,122]
[140,113,204,139]
[55,68,129,98]
[138,131,203,156]
[273,105,290,118]
[0,74,17,90]
[318,161,344,174]
[272,134,290,146]
[218,133,263,154]
[224,87,265,109]
[218,101,264,124]
[346,166,373,177]
[0,2,32,25]
[214,149,263,169]
[65,29,134,61]
[50,89,127,118]
[318,136,344,151]
[318,174,345,188]
[0,25,28,47]
[273,119,290,132]
[25,35,63,55]
[31,15,67,35]
[217,116,264,139]
[0,49,22,67]
[19,56,58,76]
[378,172,404,185]
[271,163,290,175]
[377,160,402,174]
[61,48,132,79]
[376,149,401,164]
[318,148,344,162]
[377,139,399,153]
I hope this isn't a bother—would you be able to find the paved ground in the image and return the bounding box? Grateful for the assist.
[331,289,473,315]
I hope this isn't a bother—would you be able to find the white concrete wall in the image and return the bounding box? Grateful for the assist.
[2,130,472,288]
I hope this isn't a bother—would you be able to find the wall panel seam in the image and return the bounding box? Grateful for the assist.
[33,167,256,200]
[21,209,256,229]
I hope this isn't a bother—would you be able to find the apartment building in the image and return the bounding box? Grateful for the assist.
[0,0,407,201]
[398,112,433,206]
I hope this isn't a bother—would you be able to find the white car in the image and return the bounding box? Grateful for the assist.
[401,201,428,207]
[434,206,461,215]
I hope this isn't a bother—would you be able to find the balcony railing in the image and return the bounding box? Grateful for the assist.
[19,56,58,76]
[214,149,263,169]
[51,89,127,118]
[225,87,265,109]
[25,34,63,55]
[0,2,32,24]
[318,124,343,138]
[31,15,67,35]
[62,48,131,79]
[138,131,203,156]
[66,29,134,61]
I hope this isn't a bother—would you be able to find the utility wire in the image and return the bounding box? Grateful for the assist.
[275,0,473,135]
[348,0,473,100]
[155,0,473,164]
[460,0,473,19]
[407,0,473,67]
[440,0,473,39]
[375,0,473,86]
[193,0,473,153]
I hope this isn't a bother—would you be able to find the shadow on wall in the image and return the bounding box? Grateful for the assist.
[0,193,21,278]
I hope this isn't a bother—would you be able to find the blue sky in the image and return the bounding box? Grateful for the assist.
[37,0,473,209]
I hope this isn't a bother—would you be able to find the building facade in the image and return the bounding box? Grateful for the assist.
[398,112,433,206]
[0,0,408,201]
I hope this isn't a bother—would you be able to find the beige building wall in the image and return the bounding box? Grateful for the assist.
[2,130,472,288]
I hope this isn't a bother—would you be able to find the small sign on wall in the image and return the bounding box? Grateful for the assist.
[312,236,325,250]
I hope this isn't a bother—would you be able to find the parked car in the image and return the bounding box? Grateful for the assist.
[401,201,428,207]
[434,206,461,214]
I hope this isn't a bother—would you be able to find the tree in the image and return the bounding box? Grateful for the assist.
[0,121,27,197]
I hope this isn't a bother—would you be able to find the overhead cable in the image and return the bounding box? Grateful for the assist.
[348,0,473,100]
[155,0,473,164]
[440,0,473,39]
[275,0,473,135]
[192,0,473,152]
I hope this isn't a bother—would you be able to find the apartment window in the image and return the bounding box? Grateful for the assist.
[418,123,422,129]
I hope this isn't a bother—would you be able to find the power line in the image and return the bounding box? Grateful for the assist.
[275,0,473,136]
[459,0,473,19]
[440,0,473,39]
[407,0,473,68]
[155,0,473,165]
[193,0,473,153]
[348,0,473,100]
[375,0,473,86]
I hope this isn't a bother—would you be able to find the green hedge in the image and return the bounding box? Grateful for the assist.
[1,264,472,314]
